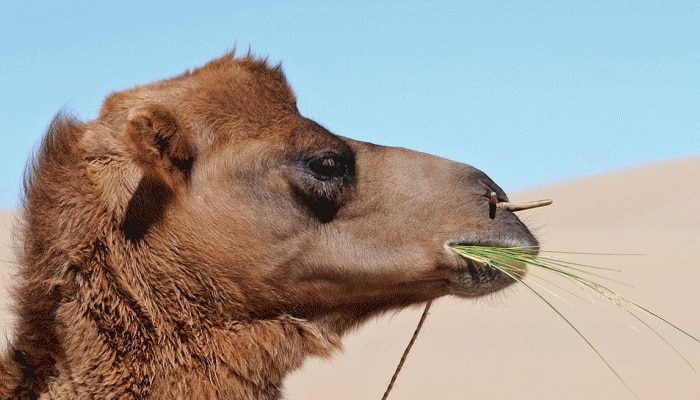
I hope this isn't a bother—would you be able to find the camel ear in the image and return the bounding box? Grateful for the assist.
[123,107,194,242]
[127,106,194,185]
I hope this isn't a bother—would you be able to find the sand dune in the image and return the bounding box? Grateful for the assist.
[1,157,699,399]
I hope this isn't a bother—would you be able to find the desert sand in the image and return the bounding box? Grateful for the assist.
[1,157,699,399]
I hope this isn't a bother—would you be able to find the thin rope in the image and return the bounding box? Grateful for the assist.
[381,300,433,400]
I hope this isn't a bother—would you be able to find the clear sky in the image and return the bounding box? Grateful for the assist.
[1,1,698,209]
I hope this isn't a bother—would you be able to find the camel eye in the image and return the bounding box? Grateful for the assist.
[308,155,349,181]
[288,150,355,222]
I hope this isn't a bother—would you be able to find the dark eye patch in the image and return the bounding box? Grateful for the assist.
[287,149,355,223]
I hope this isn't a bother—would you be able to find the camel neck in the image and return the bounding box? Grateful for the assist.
[147,315,342,399]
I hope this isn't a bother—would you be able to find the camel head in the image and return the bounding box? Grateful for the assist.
[4,53,540,399]
[94,54,538,329]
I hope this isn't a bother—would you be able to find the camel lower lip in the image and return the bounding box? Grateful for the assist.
[445,261,514,297]
[446,243,530,297]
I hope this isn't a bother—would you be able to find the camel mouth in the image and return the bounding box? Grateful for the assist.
[443,240,536,297]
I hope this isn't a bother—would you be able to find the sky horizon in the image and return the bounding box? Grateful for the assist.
[1,1,699,209]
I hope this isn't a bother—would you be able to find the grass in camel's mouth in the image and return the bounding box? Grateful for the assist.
[450,244,700,399]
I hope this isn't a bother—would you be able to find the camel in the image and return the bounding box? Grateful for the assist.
[0,52,539,399]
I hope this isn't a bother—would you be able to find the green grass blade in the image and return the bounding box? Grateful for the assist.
[622,296,700,345]
[625,309,697,374]
[487,261,639,399]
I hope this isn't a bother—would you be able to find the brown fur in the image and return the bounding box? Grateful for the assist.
[0,52,538,399]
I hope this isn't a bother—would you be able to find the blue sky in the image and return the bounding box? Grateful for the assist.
[1,1,698,209]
